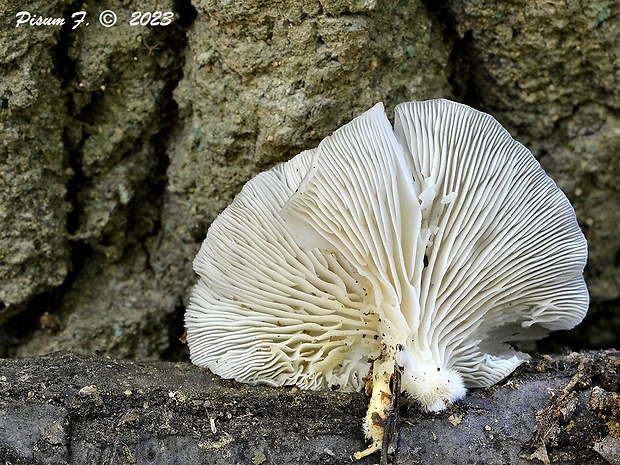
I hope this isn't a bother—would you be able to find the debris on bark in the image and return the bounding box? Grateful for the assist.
[0,350,618,464]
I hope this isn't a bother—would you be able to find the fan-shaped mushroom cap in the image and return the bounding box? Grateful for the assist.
[186,99,588,412]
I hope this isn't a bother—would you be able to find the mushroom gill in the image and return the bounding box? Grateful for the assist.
[186,99,589,460]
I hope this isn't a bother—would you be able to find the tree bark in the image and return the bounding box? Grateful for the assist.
[0,350,618,465]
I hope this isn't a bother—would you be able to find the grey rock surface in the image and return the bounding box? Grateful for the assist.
[0,1,71,319]
[2,0,188,358]
[0,350,617,464]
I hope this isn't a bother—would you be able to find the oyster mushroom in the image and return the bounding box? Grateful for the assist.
[186,99,588,459]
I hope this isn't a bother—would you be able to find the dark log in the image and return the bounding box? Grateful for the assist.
[0,350,618,465]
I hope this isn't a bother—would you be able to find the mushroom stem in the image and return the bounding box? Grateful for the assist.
[354,356,394,460]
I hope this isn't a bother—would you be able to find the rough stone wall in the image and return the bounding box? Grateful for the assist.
[0,0,71,321]
[1,0,618,358]
[1,0,188,357]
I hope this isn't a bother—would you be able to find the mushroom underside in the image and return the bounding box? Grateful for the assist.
[186,98,589,457]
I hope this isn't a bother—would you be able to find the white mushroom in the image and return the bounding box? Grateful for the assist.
[186,99,588,459]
